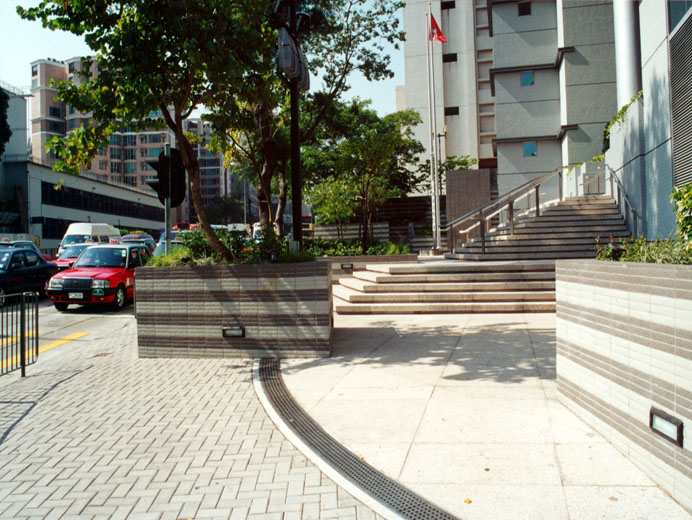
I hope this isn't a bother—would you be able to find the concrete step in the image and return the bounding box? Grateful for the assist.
[513,218,626,229]
[333,285,555,304]
[353,270,556,284]
[480,230,630,241]
[462,237,602,248]
[364,260,555,275]
[334,300,556,314]
[340,277,555,293]
[458,243,599,253]
[446,250,596,261]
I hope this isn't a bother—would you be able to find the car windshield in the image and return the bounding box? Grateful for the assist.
[153,242,184,257]
[59,244,89,259]
[74,247,127,268]
[0,251,10,270]
[62,234,93,247]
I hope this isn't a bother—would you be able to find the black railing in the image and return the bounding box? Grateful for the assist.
[1,292,40,377]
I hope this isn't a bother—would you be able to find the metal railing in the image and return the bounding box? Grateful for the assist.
[1,292,40,377]
[441,163,638,253]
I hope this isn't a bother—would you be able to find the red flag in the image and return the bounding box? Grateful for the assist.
[429,14,447,42]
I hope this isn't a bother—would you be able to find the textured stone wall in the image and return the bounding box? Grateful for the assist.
[135,261,332,359]
[556,259,692,513]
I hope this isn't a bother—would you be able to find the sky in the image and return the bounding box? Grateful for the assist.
[0,2,405,116]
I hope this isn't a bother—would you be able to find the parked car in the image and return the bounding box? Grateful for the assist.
[121,234,157,252]
[46,243,151,311]
[152,240,185,257]
[0,247,58,303]
[54,243,94,271]
[0,239,53,262]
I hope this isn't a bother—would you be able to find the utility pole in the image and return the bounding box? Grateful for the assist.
[289,0,302,249]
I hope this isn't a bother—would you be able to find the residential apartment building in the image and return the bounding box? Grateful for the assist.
[2,86,165,252]
[401,0,617,196]
[29,56,242,224]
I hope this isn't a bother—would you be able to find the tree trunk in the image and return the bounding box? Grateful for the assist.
[274,161,287,237]
[361,203,368,254]
[176,130,235,262]
[257,105,279,230]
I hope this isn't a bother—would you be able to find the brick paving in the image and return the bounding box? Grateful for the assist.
[0,317,384,520]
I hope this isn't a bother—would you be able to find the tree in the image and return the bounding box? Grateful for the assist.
[18,0,270,262]
[204,194,246,225]
[305,177,358,239]
[418,154,479,193]
[209,0,405,234]
[302,101,425,252]
[0,88,11,158]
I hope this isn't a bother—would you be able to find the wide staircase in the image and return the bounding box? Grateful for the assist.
[333,260,556,314]
[333,165,636,314]
[447,195,630,261]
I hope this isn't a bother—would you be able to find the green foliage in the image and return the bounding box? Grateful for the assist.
[305,177,358,235]
[671,183,692,249]
[602,91,643,153]
[303,237,410,257]
[146,246,193,267]
[596,235,692,264]
[417,154,479,191]
[0,88,11,158]
[204,195,245,225]
[17,0,270,262]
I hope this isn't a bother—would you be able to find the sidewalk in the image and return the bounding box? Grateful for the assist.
[0,316,383,520]
[281,313,692,520]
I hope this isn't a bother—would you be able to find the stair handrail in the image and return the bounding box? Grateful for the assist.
[604,165,639,237]
[441,164,571,252]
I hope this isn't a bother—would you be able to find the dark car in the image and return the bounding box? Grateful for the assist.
[54,243,94,271]
[46,243,151,311]
[0,247,59,303]
[0,239,53,262]
[121,234,157,252]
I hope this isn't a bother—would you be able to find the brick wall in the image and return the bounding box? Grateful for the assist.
[556,259,692,513]
[135,261,332,358]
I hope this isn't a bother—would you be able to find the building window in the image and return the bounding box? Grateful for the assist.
[98,147,107,156]
[31,79,38,88]
[98,160,108,170]
[68,105,75,115]
[31,64,38,76]
[48,121,65,133]
[669,0,692,32]
[124,162,137,174]
[442,53,458,63]
[68,119,78,129]
[68,62,75,73]
[110,162,122,173]
[523,141,537,157]
[123,148,137,160]
[518,2,531,16]
[444,106,460,116]
[49,106,62,118]
[441,1,455,9]
[520,71,535,86]
[110,148,122,160]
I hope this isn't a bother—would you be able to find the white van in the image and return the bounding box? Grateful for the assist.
[58,223,121,255]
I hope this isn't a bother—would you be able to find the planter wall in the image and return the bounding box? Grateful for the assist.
[556,260,692,512]
[135,261,332,359]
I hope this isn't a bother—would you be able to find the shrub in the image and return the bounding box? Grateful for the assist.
[596,235,692,264]
[303,237,410,257]
[671,183,692,249]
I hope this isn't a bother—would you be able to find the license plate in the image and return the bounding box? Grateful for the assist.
[68,292,83,299]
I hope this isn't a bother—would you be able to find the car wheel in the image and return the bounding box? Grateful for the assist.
[54,302,69,311]
[112,285,127,311]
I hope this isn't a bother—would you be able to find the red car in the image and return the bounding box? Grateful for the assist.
[46,243,151,311]
[54,243,94,271]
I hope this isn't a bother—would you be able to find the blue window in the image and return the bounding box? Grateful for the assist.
[523,142,537,157]
[521,71,534,86]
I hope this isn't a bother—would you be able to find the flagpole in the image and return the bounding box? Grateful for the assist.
[425,5,438,250]
[429,6,442,251]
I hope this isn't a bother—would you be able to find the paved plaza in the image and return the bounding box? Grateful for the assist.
[0,311,690,519]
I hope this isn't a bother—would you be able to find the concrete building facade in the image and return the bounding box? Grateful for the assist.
[605,0,692,239]
[402,0,618,197]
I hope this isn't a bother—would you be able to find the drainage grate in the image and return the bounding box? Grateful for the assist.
[259,359,459,520]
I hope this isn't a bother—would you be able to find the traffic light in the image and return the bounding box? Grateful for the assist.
[145,148,186,208]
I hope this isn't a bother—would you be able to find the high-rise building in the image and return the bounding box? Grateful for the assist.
[401,0,617,196]
[28,56,245,224]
